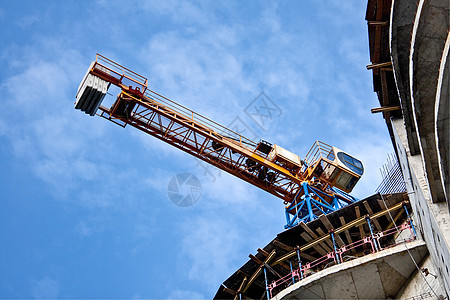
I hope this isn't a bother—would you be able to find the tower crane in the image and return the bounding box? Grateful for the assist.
[75,54,364,229]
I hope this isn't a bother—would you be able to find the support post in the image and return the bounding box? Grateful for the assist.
[285,208,291,228]
[263,266,270,300]
[366,216,379,252]
[329,229,341,264]
[296,248,304,279]
[331,196,340,210]
[303,182,314,222]
[403,204,417,238]
[289,261,295,284]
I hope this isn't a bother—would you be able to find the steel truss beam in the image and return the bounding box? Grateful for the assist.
[81,54,362,226]
[99,90,301,202]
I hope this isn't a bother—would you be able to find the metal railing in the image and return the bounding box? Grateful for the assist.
[303,141,334,166]
[95,54,257,148]
[267,222,416,298]
[143,88,257,147]
[95,53,148,92]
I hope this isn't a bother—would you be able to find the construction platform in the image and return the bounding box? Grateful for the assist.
[272,240,426,299]
[214,193,421,299]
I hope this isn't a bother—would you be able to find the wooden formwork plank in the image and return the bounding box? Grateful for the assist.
[355,206,366,239]
[319,215,345,247]
[315,227,335,250]
[300,222,333,252]
[300,232,327,256]
[243,250,276,293]
[233,276,248,300]
[257,248,290,273]
[272,239,292,252]
[339,216,353,245]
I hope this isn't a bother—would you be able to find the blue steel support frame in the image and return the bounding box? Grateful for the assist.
[289,261,295,284]
[296,248,304,280]
[284,182,359,229]
[263,266,270,300]
[403,204,417,237]
[366,216,379,252]
[330,230,341,264]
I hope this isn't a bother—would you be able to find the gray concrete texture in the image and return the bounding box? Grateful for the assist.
[390,0,420,155]
[392,118,450,297]
[408,0,449,205]
[391,0,450,206]
[435,32,450,206]
[396,255,446,299]
[389,0,450,294]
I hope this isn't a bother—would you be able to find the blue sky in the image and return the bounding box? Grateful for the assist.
[0,1,394,298]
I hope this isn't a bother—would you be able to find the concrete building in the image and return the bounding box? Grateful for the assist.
[214,0,449,298]
[367,0,449,297]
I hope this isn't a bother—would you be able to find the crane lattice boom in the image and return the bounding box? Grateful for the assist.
[75,54,364,228]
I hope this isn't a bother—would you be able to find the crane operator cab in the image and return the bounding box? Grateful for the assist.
[304,141,364,193]
[258,140,363,194]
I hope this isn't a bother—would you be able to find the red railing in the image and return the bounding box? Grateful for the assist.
[268,223,416,298]
[303,141,334,167]
[94,53,148,93]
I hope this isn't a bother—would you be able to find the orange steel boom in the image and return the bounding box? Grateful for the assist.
[75,54,363,211]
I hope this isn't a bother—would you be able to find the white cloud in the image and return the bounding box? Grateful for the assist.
[342,133,394,197]
[260,2,282,33]
[317,1,367,28]
[180,217,242,290]
[167,289,205,299]
[31,277,60,299]
[0,40,141,203]
[0,2,399,298]
[17,14,40,28]
[138,29,254,118]
[173,169,282,295]
[74,221,94,237]
[145,1,214,26]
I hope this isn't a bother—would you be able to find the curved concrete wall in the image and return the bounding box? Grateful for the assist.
[389,0,449,296]
[409,0,449,204]
[435,32,450,204]
[389,0,420,155]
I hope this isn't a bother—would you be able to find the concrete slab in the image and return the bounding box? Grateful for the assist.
[294,283,324,299]
[396,255,446,299]
[378,260,409,297]
[352,261,385,299]
[273,240,427,299]
[322,271,359,299]
[383,248,421,278]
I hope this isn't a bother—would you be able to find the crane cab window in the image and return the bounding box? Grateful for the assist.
[337,152,364,175]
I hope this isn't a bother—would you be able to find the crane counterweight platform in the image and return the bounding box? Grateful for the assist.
[75,54,364,228]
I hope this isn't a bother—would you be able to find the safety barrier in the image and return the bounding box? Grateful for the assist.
[267,222,416,298]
